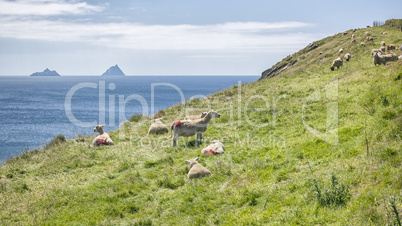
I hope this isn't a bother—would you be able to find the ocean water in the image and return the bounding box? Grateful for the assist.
[0,76,258,163]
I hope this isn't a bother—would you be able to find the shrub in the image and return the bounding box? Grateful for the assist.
[45,134,67,149]
[312,174,351,207]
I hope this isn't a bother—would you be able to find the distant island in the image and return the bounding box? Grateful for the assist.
[30,68,60,76]
[102,64,126,76]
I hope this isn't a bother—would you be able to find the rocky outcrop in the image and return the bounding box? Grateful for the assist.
[102,65,126,76]
[30,68,60,76]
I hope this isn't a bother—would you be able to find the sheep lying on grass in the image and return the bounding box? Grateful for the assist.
[361,42,365,47]
[330,57,343,71]
[170,110,221,147]
[387,44,396,51]
[92,124,114,146]
[184,112,207,121]
[148,119,169,135]
[185,157,212,179]
[344,53,351,61]
[201,140,225,155]
[339,48,343,53]
[381,41,386,46]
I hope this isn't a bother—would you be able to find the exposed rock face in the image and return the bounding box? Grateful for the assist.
[101,65,126,76]
[30,68,60,76]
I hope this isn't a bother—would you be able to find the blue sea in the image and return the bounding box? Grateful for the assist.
[0,76,258,164]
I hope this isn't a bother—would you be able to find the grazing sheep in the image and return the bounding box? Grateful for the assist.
[330,57,343,71]
[170,110,221,147]
[351,39,356,43]
[366,37,374,41]
[201,140,225,155]
[353,28,357,32]
[148,118,169,135]
[185,157,212,179]
[339,48,343,53]
[381,41,386,46]
[380,32,387,35]
[387,44,396,51]
[344,53,351,61]
[380,46,386,53]
[384,52,398,61]
[371,49,383,56]
[92,124,114,146]
[319,52,323,55]
[184,112,207,121]
[350,34,355,38]
[343,32,348,35]
[366,25,371,28]
[361,42,366,47]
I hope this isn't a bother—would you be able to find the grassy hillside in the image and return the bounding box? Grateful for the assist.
[1,26,401,225]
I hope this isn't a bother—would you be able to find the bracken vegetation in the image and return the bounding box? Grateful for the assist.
[0,25,401,225]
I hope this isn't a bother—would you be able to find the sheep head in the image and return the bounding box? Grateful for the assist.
[94,124,106,134]
[208,110,221,119]
[185,157,200,168]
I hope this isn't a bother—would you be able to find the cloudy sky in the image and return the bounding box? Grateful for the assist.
[0,0,400,75]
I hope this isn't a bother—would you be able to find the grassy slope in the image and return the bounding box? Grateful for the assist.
[1,26,401,225]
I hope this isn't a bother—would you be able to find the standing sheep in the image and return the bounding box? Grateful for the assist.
[373,52,386,66]
[351,39,356,43]
[361,42,366,47]
[366,37,374,41]
[344,53,351,61]
[92,124,114,146]
[148,118,169,135]
[185,157,212,179]
[387,44,396,51]
[381,41,386,46]
[201,140,225,155]
[371,49,383,56]
[350,34,355,38]
[330,57,343,71]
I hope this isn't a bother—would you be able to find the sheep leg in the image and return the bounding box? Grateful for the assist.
[173,135,178,147]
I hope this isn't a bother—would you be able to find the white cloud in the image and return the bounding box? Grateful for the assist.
[0,0,104,16]
[0,17,318,52]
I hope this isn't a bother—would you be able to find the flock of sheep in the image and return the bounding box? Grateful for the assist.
[330,29,402,71]
[92,110,223,179]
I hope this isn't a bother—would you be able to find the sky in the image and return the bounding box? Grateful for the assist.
[0,0,401,76]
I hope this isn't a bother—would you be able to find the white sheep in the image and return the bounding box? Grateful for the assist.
[373,52,397,66]
[339,48,343,53]
[185,157,212,179]
[380,46,386,53]
[344,53,351,61]
[365,31,370,36]
[371,49,383,56]
[351,39,356,43]
[170,110,220,147]
[92,124,114,146]
[399,45,402,51]
[148,118,169,135]
[350,34,355,38]
[366,37,374,41]
[387,44,396,51]
[201,140,225,155]
[381,41,386,46]
[361,42,366,47]
[330,57,343,71]
[184,112,207,121]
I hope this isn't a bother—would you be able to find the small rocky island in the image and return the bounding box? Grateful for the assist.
[30,68,60,76]
[102,64,126,76]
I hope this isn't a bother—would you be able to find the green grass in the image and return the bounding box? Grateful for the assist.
[1,26,401,225]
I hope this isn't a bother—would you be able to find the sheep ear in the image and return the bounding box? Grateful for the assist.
[195,157,200,161]
[185,160,189,163]
[101,124,106,127]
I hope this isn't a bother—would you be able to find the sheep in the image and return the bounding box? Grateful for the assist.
[330,57,343,71]
[148,118,169,135]
[92,124,114,146]
[366,37,374,41]
[353,28,357,32]
[185,157,212,179]
[170,110,221,147]
[380,46,386,53]
[343,32,348,35]
[201,140,225,155]
[184,112,207,121]
[351,39,356,44]
[400,45,402,51]
[380,32,387,35]
[350,34,355,38]
[344,53,351,61]
[361,42,366,47]
[366,25,371,28]
[387,44,396,51]
[381,41,386,46]
[373,52,397,66]
[365,32,370,36]
[371,48,383,56]
[339,48,344,53]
